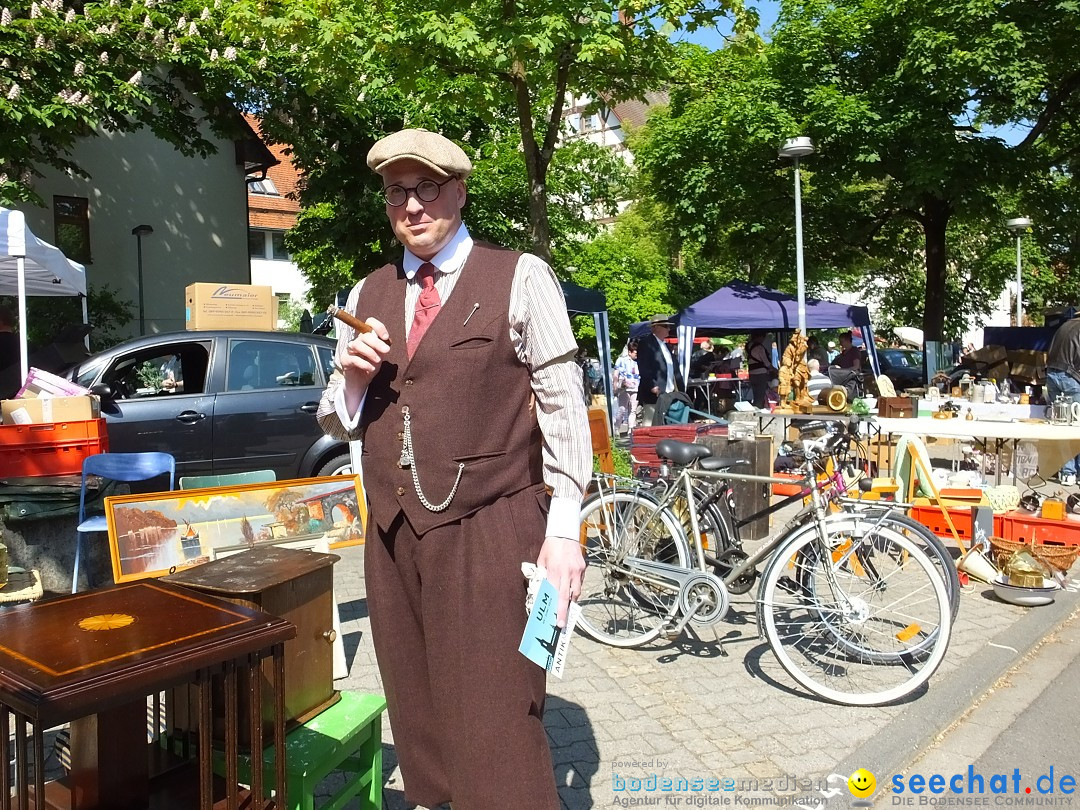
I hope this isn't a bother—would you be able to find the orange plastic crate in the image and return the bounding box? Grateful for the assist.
[999,512,1080,547]
[0,418,109,478]
[909,504,1004,543]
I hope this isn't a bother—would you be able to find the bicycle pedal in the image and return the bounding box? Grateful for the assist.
[776,575,805,596]
[660,624,682,640]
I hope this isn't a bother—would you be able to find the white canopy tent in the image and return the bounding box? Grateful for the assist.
[0,207,88,384]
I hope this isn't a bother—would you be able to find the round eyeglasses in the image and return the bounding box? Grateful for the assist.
[382,177,454,207]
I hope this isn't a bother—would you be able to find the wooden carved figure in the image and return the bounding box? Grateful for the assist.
[777,330,813,410]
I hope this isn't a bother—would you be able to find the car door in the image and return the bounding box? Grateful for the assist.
[94,339,216,476]
[212,336,325,478]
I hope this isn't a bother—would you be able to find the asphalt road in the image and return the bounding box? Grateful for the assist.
[878,602,1080,807]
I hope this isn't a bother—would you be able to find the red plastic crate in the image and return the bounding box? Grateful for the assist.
[0,418,109,478]
[999,512,1080,547]
[909,505,1004,543]
[629,424,702,477]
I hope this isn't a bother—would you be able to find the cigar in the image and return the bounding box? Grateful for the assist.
[327,305,391,344]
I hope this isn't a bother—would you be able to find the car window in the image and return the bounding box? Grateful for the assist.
[225,339,317,392]
[317,346,334,384]
[101,344,210,399]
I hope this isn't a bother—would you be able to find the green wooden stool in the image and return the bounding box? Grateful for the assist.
[216,690,387,810]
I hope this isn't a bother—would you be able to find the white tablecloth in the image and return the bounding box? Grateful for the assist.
[872,417,1080,479]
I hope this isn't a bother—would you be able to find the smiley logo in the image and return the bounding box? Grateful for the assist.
[848,768,876,798]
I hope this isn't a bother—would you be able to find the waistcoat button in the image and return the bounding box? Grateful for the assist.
[396,486,406,496]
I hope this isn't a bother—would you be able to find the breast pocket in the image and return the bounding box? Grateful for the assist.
[449,311,501,351]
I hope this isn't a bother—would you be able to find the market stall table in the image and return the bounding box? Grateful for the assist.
[0,580,295,810]
[872,416,1080,484]
[686,374,749,413]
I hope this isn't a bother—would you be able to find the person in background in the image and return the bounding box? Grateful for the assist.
[806,358,831,401]
[806,335,828,369]
[831,331,862,372]
[826,340,839,363]
[690,339,716,378]
[746,331,776,409]
[317,127,589,809]
[638,314,676,425]
[1045,313,1080,485]
[0,306,19,373]
[614,341,640,436]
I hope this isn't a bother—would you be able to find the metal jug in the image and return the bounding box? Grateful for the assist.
[1050,394,1074,425]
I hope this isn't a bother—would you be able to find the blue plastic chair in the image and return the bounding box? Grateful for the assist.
[74,452,176,593]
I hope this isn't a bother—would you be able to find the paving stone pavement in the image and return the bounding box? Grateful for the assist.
[321,508,1080,810]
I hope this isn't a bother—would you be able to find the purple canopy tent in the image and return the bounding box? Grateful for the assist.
[673,280,878,383]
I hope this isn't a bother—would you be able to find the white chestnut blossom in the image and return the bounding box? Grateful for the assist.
[6,83,19,100]
[99,51,109,65]
[223,46,236,61]
[29,2,40,18]
[0,8,10,25]
[127,70,142,84]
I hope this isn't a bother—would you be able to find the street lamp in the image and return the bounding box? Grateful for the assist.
[131,224,153,335]
[778,136,815,336]
[1006,217,1032,326]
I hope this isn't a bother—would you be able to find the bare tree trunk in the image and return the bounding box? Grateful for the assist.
[921,194,951,342]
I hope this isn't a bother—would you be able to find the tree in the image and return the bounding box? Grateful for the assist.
[228,0,747,263]
[0,0,275,207]
[635,0,1080,340]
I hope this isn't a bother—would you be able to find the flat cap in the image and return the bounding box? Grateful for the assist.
[366,128,473,179]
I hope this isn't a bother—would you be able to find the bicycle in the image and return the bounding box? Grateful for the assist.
[577,428,953,706]
[609,418,960,621]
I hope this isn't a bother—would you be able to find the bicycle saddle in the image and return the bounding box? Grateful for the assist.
[654,439,749,471]
[655,439,711,465]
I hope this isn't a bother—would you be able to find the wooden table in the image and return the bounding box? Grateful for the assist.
[0,580,295,809]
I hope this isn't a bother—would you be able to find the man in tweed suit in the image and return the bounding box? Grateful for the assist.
[318,128,590,810]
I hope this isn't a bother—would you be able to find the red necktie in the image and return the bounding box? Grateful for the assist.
[407,262,441,359]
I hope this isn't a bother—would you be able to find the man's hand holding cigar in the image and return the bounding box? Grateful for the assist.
[332,307,391,416]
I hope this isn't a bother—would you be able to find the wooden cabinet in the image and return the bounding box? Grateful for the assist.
[694,433,773,541]
[164,546,339,749]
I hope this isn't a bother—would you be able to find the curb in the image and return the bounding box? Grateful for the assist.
[832,583,1080,782]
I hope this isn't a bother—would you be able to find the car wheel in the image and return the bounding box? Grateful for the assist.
[316,453,353,477]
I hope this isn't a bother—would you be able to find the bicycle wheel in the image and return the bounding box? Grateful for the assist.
[758,525,951,706]
[671,485,737,555]
[788,510,960,623]
[578,490,692,648]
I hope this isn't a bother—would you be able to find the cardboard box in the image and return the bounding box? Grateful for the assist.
[2,395,100,425]
[16,367,91,399]
[185,283,277,331]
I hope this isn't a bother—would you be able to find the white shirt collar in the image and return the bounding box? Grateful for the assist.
[403,223,472,279]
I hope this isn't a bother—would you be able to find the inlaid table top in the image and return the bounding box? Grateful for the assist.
[0,580,294,725]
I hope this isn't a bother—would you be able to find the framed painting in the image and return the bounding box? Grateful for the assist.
[105,475,366,584]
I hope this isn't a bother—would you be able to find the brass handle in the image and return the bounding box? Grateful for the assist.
[322,629,338,643]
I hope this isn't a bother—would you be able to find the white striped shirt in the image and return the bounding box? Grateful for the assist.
[317,224,591,540]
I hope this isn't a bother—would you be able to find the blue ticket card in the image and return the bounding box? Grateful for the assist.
[518,579,580,678]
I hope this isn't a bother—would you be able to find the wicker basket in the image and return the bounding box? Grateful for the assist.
[988,536,1079,574]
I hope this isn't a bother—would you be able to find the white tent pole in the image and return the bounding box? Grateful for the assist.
[81,294,90,351]
[677,325,695,387]
[16,256,27,384]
